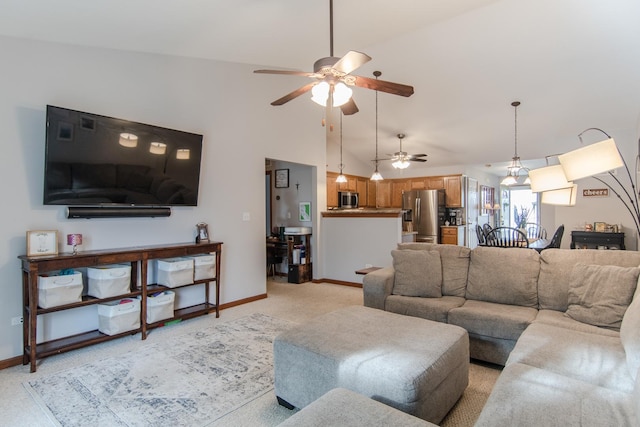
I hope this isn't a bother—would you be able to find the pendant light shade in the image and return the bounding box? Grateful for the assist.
[558,136,623,181]
[501,101,529,186]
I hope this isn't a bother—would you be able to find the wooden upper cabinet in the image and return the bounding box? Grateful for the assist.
[391,180,410,208]
[326,172,339,208]
[338,176,357,192]
[444,175,464,207]
[427,177,445,190]
[356,177,368,206]
[376,181,392,208]
[367,180,377,207]
[409,178,427,190]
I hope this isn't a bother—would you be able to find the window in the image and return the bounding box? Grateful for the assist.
[507,187,539,228]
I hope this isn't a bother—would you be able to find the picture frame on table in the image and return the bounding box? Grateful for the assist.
[275,169,289,188]
[26,230,58,256]
[195,222,210,244]
[594,222,606,233]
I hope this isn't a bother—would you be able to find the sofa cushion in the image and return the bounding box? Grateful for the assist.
[391,250,442,298]
[538,249,640,311]
[385,295,465,323]
[475,363,636,427]
[448,300,537,341]
[534,309,620,338]
[506,322,634,393]
[466,246,540,307]
[565,264,639,330]
[397,243,470,297]
[620,291,640,380]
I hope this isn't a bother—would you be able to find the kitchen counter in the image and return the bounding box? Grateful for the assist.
[321,208,402,218]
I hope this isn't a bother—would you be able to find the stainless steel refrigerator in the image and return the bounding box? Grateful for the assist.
[402,189,446,243]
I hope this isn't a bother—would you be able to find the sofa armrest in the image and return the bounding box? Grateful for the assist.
[363,267,395,309]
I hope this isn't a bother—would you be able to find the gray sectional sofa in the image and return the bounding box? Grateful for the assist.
[363,243,640,426]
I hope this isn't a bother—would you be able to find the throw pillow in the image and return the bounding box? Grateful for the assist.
[620,289,640,380]
[565,263,640,329]
[391,249,442,298]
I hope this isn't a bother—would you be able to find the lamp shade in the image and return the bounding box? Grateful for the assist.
[529,165,573,193]
[370,171,383,181]
[149,142,167,155]
[119,133,138,148]
[558,138,623,181]
[501,175,517,186]
[541,184,578,206]
[176,149,190,160]
[335,174,347,183]
[311,81,330,106]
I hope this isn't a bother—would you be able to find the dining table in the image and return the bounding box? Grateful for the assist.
[528,238,550,252]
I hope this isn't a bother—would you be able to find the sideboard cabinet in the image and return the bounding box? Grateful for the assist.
[570,231,625,250]
[19,241,222,372]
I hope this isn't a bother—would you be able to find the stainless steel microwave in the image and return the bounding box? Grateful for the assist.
[338,191,359,208]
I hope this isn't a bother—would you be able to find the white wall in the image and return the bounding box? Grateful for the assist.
[0,35,326,360]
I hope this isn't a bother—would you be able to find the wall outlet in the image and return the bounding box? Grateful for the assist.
[242,212,250,221]
[11,316,23,326]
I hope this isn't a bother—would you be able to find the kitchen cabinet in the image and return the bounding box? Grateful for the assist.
[356,177,369,207]
[391,180,410,208]
[441,226,465,246]
[326,172,339,208]
[410,178,427,190]
[427,177,445,190]
[338,176,357,192]
[19,242,222,372]
[444,175,464,207]
[376,181,392,208]
[367,179,377,207]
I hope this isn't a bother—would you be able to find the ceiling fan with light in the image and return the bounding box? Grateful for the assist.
[383,133,427,169]
[253,0,414,116]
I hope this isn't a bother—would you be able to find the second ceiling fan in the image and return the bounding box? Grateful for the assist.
[384,133,427,169]
[254,0,414,116]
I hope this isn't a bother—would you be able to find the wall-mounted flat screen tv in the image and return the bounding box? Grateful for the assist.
[44,105,203,207]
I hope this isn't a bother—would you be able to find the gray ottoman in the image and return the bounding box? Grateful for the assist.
[274,306,469,424]
[277,388,436,427]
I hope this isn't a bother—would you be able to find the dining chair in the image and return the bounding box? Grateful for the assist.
[545,224,565,249]
[525,223,547,240]
[482,223,493,237]
[484,227,529,248]
[476,224,486,246]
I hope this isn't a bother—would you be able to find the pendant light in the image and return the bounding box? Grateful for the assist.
[336,113,347,183]
[501,101,528,186]
[370,71,384,181]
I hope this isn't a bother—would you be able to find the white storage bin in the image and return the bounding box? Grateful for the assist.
[156,258,194,288]
[87,264,131,298]
[186,254,216,280]
[98,298,140,336]
[145,290,175,323]
[37,271,83,308]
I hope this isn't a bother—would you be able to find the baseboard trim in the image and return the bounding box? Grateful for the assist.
[315,278,362,288]
[0,293,270,371]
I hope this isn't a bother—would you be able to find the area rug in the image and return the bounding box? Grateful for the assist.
[24,313,294,427]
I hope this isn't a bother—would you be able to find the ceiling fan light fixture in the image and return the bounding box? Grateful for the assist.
[311,81,330,106]
[332,82,352,107]
[392,158,410,169]
[501,174,517,186]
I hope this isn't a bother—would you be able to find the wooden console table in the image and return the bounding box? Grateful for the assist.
[19,241,222,372]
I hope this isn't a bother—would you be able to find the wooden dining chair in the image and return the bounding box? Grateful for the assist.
[545,225,565,249]
[525,223,547,240]
[484,227,529,248]
[476,224,486,246]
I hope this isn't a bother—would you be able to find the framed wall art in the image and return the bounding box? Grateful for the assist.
[275,169,289,188]
[299,202,311,222]
[26,230,58,256]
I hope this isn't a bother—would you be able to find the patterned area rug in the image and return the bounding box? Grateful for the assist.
[24,314,294,427]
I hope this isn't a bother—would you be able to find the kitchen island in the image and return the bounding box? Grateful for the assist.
[320,208,402,286]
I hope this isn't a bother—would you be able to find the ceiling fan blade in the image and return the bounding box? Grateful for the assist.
[352,75,414,97]
[332,51,372,75]
[408,154,428,158]
[410,158,428,162]
[340,98,359,115]
[254,69,317,77]
[271,82,316,106]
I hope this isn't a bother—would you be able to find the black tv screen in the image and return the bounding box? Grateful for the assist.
[44,105,203,207]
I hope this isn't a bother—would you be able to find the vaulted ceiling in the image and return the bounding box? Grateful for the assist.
[2,0,639,175]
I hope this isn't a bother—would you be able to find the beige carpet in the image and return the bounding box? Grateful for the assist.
[1,278,500,426]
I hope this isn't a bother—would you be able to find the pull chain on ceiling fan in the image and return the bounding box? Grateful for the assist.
[253,0,414,117]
